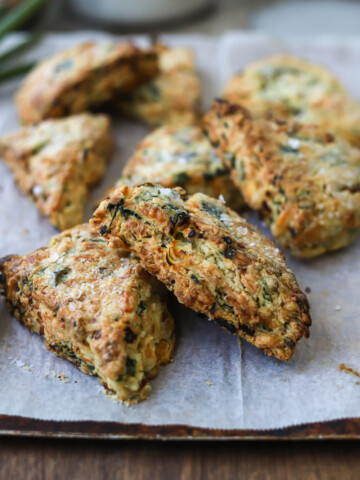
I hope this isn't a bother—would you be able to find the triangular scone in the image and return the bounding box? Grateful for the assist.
[0,113,112,230]
[16,42,158,124]
[0,224,175,404]
[118,46,201,127]
[91,184,311,361]
[223,55,360,147]
[111,125,243,211]
[203,99,360,258]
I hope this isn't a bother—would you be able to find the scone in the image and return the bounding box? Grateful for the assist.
[224,55,360,147]
[16,42,158,124]
[91,184,311,361]
[118,46,201,127]
[0,113,112,230]
[203,99,360,258]
[0,224,175,404]
[112,125,243,210]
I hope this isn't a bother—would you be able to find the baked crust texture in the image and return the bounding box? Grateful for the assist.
[91,184,311,361]
[112,124,243,210]
[16,42,158,124]
[118,46,201,127]
[0,224,175,404]
[203,99,360,258]
[224,55,360,147]
[0,113,113,230]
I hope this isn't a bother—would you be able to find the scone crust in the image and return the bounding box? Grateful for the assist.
[16,42,158,124]
[0,113,113,230]
[224,54,360,147]
[91,184,311,361]
[118,46,201,127]
[0,224,175,404]
[203,99,360,257]
[114,125,243,210]
[224,55,344,107]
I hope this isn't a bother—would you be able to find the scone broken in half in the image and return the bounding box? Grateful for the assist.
[91,184,311,361]
[16,42,158,124]
[223,55,360,147]
[112,124,243,210]
[118,46,201,127]
[203,99,360,258]
[0,113,112,230]
[0,224,175,404]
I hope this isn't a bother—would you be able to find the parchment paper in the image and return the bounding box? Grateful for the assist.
[0,31,359,430]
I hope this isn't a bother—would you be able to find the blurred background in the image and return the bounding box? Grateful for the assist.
[0,0,358,93]
[2,0,360,36]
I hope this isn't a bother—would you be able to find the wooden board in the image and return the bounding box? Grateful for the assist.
[1,415,360,440]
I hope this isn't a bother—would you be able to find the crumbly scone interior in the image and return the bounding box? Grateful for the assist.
[0,225,174,404]
[92,185,310,360]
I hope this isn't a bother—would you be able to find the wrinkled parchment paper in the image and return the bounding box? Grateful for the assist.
[0,31,359,430]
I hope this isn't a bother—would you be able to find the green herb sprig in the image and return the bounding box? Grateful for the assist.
[0,0,46,84]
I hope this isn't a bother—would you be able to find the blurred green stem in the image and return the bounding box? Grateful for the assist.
[0,32,41,65]
[0,0,46,41]
[0,60,35,83]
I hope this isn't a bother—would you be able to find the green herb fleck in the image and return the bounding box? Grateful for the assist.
[191,274,201,285]
[54,58,73,73]
[261,278,272,302]
[221,236,236,259]
[201,201,224,220]
[280,144,299,154]
[224,151,236,168]
[145,83,161,100]
[107,198,142,226]
[124,326,137,343]
[136,300,146,317]
[126,357,136,377]
[54,267,71,286]
[173,172,190,187]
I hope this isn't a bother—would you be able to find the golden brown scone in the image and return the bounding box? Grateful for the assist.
[203,99,360,258]
[112,125,243,210]
[224,55,360,147]
[91,184,311,361]
[0,113,112,231]
[0,224,175,404]
[118,46,202,127]
[16,42,158,124]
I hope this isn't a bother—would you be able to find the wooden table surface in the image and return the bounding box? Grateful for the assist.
[0,437,358,480]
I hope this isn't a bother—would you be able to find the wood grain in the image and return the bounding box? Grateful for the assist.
[0,437,358,480]
[1,414,360,439]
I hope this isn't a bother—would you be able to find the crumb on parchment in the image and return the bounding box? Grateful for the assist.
[45,371,71,383]
[339,363,360,380]
[58,373,71,383]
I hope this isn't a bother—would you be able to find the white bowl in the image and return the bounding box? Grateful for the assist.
[69,0,212,25]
